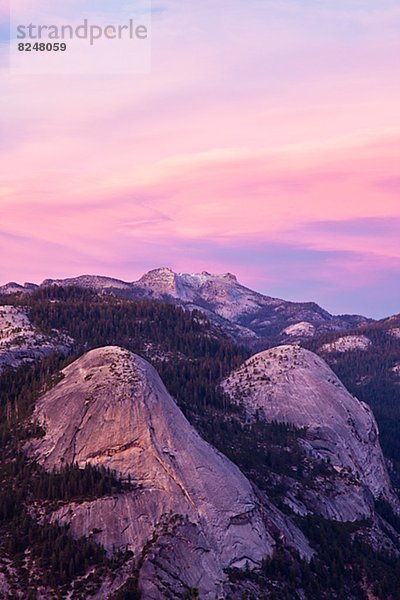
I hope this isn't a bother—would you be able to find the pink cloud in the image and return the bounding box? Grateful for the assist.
[1,1,400,316]
[1,132,399,270]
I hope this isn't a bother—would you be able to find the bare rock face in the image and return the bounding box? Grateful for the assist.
[222,345,399,519]
[134,269,358,332]
[282,321,316,338]
[0,305,70,372]
[388,327,400,339]
[320,335,372,354]
[27,347,311,599]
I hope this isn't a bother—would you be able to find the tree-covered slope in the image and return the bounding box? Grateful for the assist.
[1,288,400,599]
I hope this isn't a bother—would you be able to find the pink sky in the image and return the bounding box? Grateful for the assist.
[1,1,400,317]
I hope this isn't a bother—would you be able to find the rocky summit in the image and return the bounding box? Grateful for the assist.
[222,345,399,520]
[26,346,311,599]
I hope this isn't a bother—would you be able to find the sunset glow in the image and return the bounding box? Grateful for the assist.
[1,0,400,316]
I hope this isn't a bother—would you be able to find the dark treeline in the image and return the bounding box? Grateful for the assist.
[3,509,107,588]
[34,462,135,502]
[375,498,400,534]
[0,351,70,447]
[0,453,132,598]
[0,456,134,514]
[194,414,332,502]
[8,285,246,362]
[228,517,400,599]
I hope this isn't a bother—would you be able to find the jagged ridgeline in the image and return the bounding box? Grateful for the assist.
[1,287,400,599]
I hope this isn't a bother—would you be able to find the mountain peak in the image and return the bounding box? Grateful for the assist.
[135,268,241,300]
[138,267,239,283]
[136,267,180,296]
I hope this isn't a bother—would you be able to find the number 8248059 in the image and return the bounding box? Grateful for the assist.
[18,42,67,52]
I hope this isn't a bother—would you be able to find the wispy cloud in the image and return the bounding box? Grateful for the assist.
[1,1,399,316]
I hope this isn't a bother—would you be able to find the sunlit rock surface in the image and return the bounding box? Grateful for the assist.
[223,345,398,519]
[27,346,312,599]
[320,335,372,353]
[0,305,70,372]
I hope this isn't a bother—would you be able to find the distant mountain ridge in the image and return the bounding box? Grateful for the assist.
[0,267,371,346]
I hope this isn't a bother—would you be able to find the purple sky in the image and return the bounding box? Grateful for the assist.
[1,1,400,318]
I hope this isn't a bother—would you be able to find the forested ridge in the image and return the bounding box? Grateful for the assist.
[1,287,400,598]
[227,516,400,600]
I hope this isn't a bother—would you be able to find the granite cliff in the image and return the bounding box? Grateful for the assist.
[0,305,70,372]
[27,346,311,599]
[222,345,399,520]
